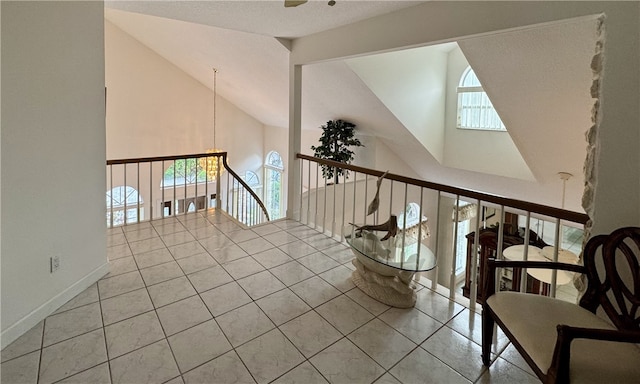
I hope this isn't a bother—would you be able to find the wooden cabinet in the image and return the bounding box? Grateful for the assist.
[462,219,547,303]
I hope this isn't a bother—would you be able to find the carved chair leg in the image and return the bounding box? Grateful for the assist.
[481,308,494,366]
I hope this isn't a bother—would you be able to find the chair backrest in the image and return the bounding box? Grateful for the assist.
[580,227,640,331]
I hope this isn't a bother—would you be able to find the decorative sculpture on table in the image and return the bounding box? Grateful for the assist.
[367,170,388,215]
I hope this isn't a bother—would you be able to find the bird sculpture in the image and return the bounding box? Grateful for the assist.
[367,170,388,216]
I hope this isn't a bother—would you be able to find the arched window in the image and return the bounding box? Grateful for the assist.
[162,159,206,187]
[397,203,429,241]
[457,66,506,131]
[106,186,143,227]
[265,151,284,220]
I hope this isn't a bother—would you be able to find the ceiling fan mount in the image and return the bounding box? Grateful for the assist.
[284,0,336,8]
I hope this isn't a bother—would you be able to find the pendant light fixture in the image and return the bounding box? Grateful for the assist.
[200,68,225,181]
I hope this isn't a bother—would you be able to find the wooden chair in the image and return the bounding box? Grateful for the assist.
[481,227,640,383]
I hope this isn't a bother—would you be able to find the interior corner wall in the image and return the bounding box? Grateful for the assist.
[1,1,108,348]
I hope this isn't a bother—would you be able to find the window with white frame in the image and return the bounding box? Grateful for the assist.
[265,151,284,220]
[457,66,506,131]
[106,186,143,227]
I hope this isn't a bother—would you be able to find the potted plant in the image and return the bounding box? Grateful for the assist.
[311,119,364,184]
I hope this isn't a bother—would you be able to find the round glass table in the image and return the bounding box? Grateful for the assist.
[345,227,436,308]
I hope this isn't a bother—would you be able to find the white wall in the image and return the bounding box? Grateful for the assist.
[291,2,640,236]
[106,20,265,220]
[346,47,447,162]
[443,47,535,181]
[1,2,108,347]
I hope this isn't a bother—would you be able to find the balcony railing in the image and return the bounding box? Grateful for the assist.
[295,153,589,310]
[106,152,269,228]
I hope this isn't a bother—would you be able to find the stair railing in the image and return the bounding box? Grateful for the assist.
[106,152,269,228]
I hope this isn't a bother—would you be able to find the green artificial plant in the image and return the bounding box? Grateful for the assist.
[311,119,363,184]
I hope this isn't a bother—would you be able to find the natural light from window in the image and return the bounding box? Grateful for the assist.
[457,66,506,131]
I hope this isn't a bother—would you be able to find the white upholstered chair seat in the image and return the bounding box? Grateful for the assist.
[487,291,640,383]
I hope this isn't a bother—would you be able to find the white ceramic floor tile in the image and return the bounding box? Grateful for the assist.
[344,288,390,316]
[414,288,465,324]
[499,343,537,377]
[101,288,154,326]
[373,373,402,384]
[200,281,253,317]
[271,361,329,384]
[310,338,385,384]
[279,311,342,358]
[152,221,186,236]
[476,357,539,384]
[1,321,44,362]
[107,232,127,247]
[182,350,255,384]
[169,241,208,259]
[252,247,293,269]
[389,347,470,384]
[289,276,341,308]
[161,230,196,247]
[222,256,266,280]
[104,311,165,358]
[60,286,96,310]
[236,329,305,383]
[315,295,374,335]
[147,276,198,308]
[226,229,260,243]
[263,231,299,247]
[269,261,315,287]
[378,307,443,344]
[319,265,356,292]
[176,252,218,275]
[156,296,212,336]
[304,234,339,251]
[187,265,234,293]
[133,248,174,269]
[108,243,132,260]
[201,236,234,254]
[109,339,180,384]
[140,260,185,286]
[420,326,488,382]
[347,318,417,369]
[237,270,286,300]
[256,288,311,325]
[97,270,145,300]
[321,244,354,264]
[104,257,138,279]
[39,329,107,384]
[124,227,158,242]
[1,350,39,384]
[216,303,275,347]
[238,237,275,255]
[251,223,282,236]
[43,302,103,346]
[168,319,232,373]
[56,362,111,384]
[446,308,509,353]
[297,252,340,274]
[278,241,318,259]
[190,225,223,240]
[129,237,166,255]
[210,243,249,264]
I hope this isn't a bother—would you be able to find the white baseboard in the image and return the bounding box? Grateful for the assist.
[1,262,109,350]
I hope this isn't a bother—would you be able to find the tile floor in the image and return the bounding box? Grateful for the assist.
[1,210,539,384]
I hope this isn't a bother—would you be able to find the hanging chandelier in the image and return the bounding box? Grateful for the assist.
[200,68,225,181]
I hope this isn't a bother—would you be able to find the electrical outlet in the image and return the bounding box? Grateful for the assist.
[50,256,60,273]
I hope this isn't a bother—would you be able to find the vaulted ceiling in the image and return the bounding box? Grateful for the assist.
[104,1,599,211]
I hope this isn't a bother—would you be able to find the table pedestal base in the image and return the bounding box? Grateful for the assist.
[351,258,417,308]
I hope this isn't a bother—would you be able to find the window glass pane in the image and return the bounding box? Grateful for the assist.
[457,67,506,131]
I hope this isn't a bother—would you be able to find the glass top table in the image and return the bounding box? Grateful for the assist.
[345,228,436,273]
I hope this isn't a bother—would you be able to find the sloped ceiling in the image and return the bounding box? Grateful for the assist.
[458,17,598,184]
